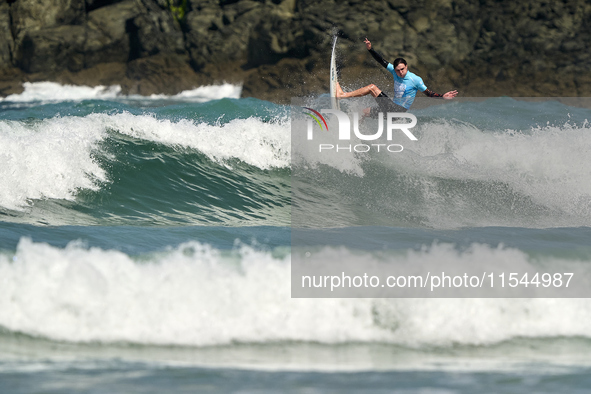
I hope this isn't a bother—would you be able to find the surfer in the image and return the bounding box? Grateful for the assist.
[336,38,458,113]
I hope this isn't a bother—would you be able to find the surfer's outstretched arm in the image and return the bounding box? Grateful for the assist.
[364,38,390,69]
[423,89,459,99]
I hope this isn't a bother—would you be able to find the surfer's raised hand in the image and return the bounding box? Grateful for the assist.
[364,38,372,50]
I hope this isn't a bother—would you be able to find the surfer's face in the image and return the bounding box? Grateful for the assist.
[394,64,407,78]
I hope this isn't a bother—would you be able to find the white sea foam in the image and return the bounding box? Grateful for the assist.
[147,83,242,102]
[372,119,591,227]
[1,239,590,348]
[0,117,107,211]
[410,120,591,204]
[292,111,365,176]
[0,82,241,103]
[1,82,122,102]
[89,112,290,169]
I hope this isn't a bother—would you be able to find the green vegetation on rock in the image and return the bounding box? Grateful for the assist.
[168,0,187,24]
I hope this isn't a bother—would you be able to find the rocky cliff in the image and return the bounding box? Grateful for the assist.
[1,0,590,101]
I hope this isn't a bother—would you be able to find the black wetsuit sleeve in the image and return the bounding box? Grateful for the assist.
[423,88,443,98]
[368,48,390,69]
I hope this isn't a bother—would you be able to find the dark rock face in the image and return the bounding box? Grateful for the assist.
[184,0,264,70]
[10,0,86,36]
[17,25,87,73]
[84,0,138,67]
[10,0,84,71]
[0,2,12,71]
[1,0,590,101]
[127,0,185,59]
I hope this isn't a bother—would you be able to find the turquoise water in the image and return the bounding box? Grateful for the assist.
[1,84,591,392]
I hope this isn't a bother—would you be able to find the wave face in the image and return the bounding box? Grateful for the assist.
[0,93,290,226]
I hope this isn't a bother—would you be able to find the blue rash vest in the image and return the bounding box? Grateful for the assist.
[385,66,427,109]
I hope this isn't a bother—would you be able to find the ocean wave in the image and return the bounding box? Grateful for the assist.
[1,238,590,348]
[2,98,591,228]
[94,112,290,169]
[294,117,591,228]
[0,113,290,226]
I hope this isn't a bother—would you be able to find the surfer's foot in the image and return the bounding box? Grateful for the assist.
[336,82,345,98]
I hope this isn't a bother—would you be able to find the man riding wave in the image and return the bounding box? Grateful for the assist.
[336,38,458,113]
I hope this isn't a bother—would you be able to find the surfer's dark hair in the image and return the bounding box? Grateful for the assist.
[393,58,407,67]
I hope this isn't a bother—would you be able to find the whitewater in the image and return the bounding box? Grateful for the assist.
[1,82,591,393]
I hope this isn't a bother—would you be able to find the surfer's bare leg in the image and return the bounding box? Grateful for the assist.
[336,82,382,98]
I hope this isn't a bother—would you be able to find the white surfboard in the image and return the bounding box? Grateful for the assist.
[329,36,340,110]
